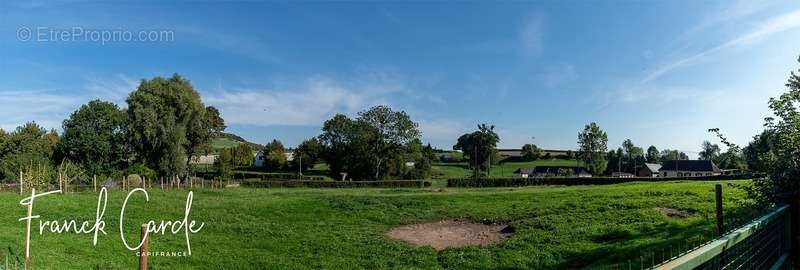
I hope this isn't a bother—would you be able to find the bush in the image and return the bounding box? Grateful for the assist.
[126,174,142,187]
[242,180,431,188]
[447,174,758,188]
[233,171,325,181]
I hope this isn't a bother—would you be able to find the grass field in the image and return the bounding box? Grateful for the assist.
[210,137,242,149]
[431,159,581,179]
[0,180,753,269]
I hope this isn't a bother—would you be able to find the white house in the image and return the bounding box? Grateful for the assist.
[253,150,295,167]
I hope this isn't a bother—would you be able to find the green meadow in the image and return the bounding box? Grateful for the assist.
[0,180,752,269]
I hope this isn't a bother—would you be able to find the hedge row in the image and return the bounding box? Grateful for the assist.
[447,174,759,188]
[242,180,431,188]
[233,171,325,181]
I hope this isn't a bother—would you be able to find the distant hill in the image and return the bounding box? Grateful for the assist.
[211,132,264,151]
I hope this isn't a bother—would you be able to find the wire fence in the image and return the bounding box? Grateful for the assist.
[593,205,790,270]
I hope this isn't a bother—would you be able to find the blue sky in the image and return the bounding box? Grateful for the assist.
[2,1,800,157]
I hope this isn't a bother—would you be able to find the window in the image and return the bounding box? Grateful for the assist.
[677,172,682,177]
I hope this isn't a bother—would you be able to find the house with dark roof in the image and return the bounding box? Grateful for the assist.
[513,166,592,178]
[659,160,721,177]
[637,163,662,177]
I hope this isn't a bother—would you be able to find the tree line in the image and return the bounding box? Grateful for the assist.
[0,74,225,186]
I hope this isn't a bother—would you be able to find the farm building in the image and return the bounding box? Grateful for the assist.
[189,154,217,165]
[659,160,721,177]
[254,150,295,167]
[611,172,635,178]
[497,148,573,158]
[637,163,662,177]
[513,166,591,178]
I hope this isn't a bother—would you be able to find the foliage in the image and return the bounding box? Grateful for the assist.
[319,106,424,180]
[0,122,54,181]
[233,143,254,167]
[291,138,323,171]
[521,143,543,160]
[740,56,800,204]
[215,148,234,180]
[659,149,688,162]
[646,145,660,163]
[125,163,157,181]
[56,159,86,188]
[447,175,750,188]
[453,124,500,175]
[126,174,143,187]
[241,180,431,188]
[126,74,213,177]
[577,122,608,175]
[263,139,287,171]
[698,140,721,161]
[54,100,129,177]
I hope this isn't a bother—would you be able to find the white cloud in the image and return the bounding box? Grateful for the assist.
[643,9,800,83]
[204,77,400,126]
[519,13,544,57]
[83,74,139,105]
[0,90,84,131]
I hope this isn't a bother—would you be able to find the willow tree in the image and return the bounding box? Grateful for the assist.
[126,74,224,176]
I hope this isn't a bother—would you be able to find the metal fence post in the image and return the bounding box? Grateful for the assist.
[715,184,725,269]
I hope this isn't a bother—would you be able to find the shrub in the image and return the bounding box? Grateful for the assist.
[447,174,758,188]
[242,180,431,188]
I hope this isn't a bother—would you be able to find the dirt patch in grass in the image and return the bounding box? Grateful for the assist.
[656,207,695,218]
[386,219,514,251]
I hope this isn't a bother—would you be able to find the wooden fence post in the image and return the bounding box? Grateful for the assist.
[93,175,97,193]
[160,177,163,191]
[19,170,23,195]
[139,224,149,270]
[24,188,34,270]
[58,172,62,192]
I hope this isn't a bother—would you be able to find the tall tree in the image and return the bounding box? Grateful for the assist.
[521,143,543,160]
[264,139,287,171]
[660,149,688,161]
[577,122,608,175]
[54,100,129,177]
[646,145,660,163]
[126,74,212,176]
[292,138,323,171]
[357,105,420,180]
[453,124,500,175]
[319,114,358,179]
[319,107,424,180]
[186,106,226,165]
[0,122,54,181]
[699,140,721,161]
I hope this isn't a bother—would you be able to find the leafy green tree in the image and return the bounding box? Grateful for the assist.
[577,122,608,175]
[54,100,129,177]
[292,138,323,171]
[521,143,543,160]
[319,106,425,180]
[357,105,420,179]
[453,124,500,176]
[743,130,776,173]
[699,140,721,162]
[646,145,660,163]
[127,74,215,176]
[319,114,359,179]
[264,139,287,171]
[186,106,226,165]
[0,122,55,181]
[215,148,234,180]
[233,143,254,166]
[660,149,688,162]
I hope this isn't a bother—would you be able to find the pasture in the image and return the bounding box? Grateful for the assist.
[0,180,751,269]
